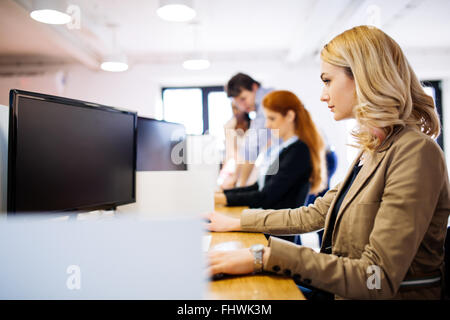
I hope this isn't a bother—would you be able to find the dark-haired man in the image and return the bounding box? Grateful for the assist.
[223,73,274,188]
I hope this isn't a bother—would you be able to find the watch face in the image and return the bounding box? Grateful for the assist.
[251,244,264,252]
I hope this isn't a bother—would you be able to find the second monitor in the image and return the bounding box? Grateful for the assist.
[137,117,187,171]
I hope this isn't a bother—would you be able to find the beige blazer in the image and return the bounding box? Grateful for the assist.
[241,126,450,299]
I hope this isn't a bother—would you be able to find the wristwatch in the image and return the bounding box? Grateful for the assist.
[250,244,265,273]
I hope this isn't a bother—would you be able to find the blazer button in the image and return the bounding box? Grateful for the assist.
[303,278,312,285]
[272,265,281,272]
[283,269,291,276]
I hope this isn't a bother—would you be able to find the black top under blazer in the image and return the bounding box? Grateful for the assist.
[224,139,312,210]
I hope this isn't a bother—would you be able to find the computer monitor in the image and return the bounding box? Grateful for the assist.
[0,105,8,215]
[137,116,187,171]
[7,90,137,214]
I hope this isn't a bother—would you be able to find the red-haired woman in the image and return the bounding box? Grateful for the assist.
[215,90,326,210]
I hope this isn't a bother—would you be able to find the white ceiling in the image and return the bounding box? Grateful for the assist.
[1,0,450,69]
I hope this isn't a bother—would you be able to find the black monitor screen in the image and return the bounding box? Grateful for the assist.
[137,117,187,171]
[8,90,137,213]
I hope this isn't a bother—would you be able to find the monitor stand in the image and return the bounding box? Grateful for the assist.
[76,209,116,221]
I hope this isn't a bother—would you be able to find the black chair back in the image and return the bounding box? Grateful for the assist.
[444,226,450,299]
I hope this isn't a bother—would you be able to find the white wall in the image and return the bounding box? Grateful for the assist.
[0,70,65,104]
[62,65,161,119]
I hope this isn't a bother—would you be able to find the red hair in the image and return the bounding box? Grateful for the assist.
[263,90,326,193]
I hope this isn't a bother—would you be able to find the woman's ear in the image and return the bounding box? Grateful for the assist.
[286,110,296,123]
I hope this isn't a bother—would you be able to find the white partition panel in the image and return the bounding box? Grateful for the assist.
[0,105,8,217]
[119,170,215,219]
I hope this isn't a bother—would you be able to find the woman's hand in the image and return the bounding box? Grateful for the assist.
[207,249,254,276]
[221,175,237,190]
[214,192,227,205]
[204,211,241,232]
[207,247,271,277]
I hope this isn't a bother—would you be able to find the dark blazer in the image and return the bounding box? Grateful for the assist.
[224,139,311,210]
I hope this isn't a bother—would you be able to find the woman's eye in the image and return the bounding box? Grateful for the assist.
[322,79,330,85]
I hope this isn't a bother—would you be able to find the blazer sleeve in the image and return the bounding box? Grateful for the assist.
[262,137,448,299]
[225,141,311,208]
[240,182,340,234]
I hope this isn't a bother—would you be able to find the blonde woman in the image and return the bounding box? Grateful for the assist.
[206,25,449,300]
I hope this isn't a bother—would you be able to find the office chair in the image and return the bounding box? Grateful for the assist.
[444,226,450,300]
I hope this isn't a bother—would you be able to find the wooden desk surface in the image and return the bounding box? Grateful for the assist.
[206,205,305,300]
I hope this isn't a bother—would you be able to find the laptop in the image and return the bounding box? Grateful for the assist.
[0,216,205,299]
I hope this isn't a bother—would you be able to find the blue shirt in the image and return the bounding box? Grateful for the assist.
[240,86,275,162]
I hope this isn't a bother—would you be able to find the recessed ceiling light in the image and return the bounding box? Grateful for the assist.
[101,54,129,72]
[30,9,71,25]
[157,0,196,22]
[182,58,210,70]
[30,0,71,25]
[100,61,129,72]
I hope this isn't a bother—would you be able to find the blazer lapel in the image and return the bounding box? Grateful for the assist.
[332,149,387,239]
[322,150,363,236]
[320,126,405,251]
[333,128,404,230]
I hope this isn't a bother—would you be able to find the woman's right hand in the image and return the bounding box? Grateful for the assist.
[204,211,241,232]
[221,175,237,190]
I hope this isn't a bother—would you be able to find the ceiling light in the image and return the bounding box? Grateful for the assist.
[157,0,196,22]
[182,24,209,70]
[30,0,71,25]
[182,58,210,70]
[101,53,129,72]
[101,24,129,72]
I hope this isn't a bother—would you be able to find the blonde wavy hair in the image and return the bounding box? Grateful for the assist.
[321,25,440,152]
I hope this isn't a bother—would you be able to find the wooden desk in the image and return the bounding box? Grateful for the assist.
[206,205,305,300]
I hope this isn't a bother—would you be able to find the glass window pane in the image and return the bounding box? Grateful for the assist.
[207,91,233,141]
[163,88,203,135]
[423,86,435,102]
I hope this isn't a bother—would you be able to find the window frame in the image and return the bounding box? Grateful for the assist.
[161,86,225,135]
[422,80,444,151]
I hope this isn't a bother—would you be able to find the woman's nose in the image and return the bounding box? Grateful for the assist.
[320,92,329,102]
[266,120,275,129]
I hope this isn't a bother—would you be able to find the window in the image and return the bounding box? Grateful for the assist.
[162,88,203,135]
[207,91,233,141]
[423,80,444,151]
[161,86,232,137]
